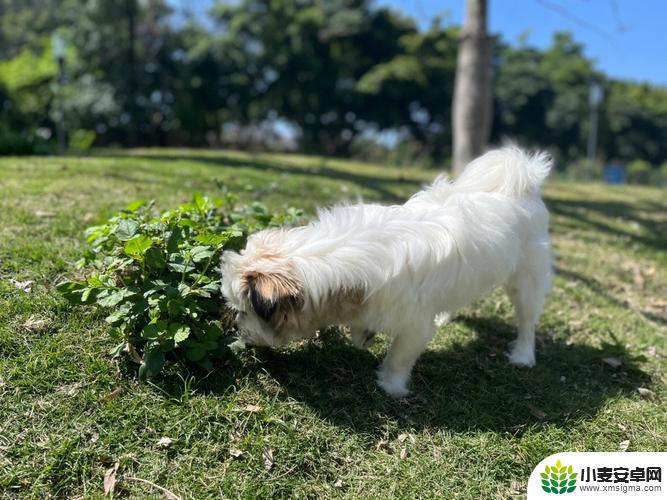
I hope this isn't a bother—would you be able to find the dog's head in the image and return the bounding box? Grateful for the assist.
[221,232,308,347]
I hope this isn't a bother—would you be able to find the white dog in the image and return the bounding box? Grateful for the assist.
[221,147,552,397]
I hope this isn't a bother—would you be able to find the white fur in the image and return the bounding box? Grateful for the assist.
[221,146,552,397]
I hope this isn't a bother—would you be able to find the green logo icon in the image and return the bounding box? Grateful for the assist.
[541,459,577,494]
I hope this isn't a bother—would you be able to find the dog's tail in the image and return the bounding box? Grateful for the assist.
[453,146,551,198]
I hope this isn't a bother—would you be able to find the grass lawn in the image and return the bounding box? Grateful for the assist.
[1,149,665,498]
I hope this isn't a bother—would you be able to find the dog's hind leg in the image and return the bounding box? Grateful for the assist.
[376,319,435,397]
[505,242,551,367]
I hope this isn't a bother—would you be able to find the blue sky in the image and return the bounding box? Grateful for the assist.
[169,0,667,86]
[379,0,667,85]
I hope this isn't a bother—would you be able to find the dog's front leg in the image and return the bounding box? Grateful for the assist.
[376,321,435,397]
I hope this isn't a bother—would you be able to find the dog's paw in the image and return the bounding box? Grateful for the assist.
[376,368,410,398]
[506,342,536,367]
[351,329,376,350]
[434,312,451,328]
[361,330,376,349]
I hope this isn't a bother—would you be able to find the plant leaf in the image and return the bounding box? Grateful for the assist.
[139,349,165,380]
[170,323,190,344]
[124,235,153,258]
[116,219,139,241]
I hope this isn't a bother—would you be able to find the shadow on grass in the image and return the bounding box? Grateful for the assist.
[98,152,421,204]
[555,265,667,327]
[545,196,667,252]
[155,316,650,437]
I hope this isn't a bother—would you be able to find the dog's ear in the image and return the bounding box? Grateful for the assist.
[243,270,303,325]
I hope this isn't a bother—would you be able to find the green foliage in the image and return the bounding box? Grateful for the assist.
[603,81,667,165]
[0,2,666,164]
[57,192,303,378]
[626,159,654,185]
[67,128,96,151]
[494,32,601,162]
[658,162,667,187]
[212,0,416,154]
[0,123,48,155]
[0,37,57,98]
[563,158,603,181]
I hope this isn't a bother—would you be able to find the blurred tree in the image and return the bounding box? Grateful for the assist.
[602,81,667,165]
[0,0,666,166]
[356,20,459,160]
[493,31,667,167]
[493,32,602,164]
[493,41,550,147]
[540,33,601,160]
[212,0,414,154]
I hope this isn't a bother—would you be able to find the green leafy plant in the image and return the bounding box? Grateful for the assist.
[57,191,303,379]
[626,159,654,185]
[540,459,577,494]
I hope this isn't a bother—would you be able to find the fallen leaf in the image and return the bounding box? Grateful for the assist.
[617,423,627,432]
[103,463,118,495]
[511,481,527,494]
[637,387,657,400]
[157,437,173,448]
[619,440,630,452]
[376,439,390,451]
[23,315,49,332]
[57,382,83,396]
[102,388,122,402]
[399,448,408,460]
[124,476,181,500]
[9,279,33,293]
[526,402,546,420]
[229,448,243,458]
[646,346,660,358]
[244,404,261,413]
[648,298,667,309]
[334,479,343,488]
[602,357,623,369]
[398,433,408,443]
[34,210,55,218]
[263,448,274,470]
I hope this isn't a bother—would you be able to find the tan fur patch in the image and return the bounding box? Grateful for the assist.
[244,270,300,301]
[325,287,365,317]
[242,268,304,329]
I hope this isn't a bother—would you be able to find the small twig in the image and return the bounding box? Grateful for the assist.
[125,476,182,500]
[536,0,615,42]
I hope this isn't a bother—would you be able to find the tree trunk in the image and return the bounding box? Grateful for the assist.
[126,0,138,146]
[452,0,493,174]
